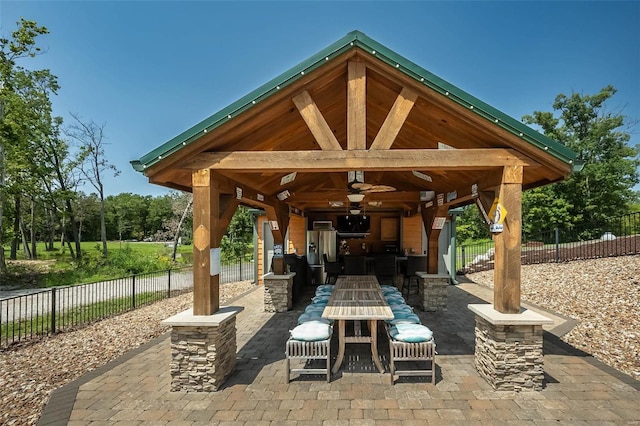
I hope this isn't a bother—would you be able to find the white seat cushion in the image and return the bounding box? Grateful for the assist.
[389,323,433,342]
[290,322,332,341]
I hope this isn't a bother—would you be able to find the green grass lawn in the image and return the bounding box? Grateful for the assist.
[2,241,194,289]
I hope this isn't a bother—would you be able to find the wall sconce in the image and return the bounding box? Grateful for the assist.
[420,190,435,201]
[347,193,365,203]
[277,190,290,200]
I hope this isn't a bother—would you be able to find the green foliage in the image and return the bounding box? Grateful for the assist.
[456,205,490,244]
[521,86,639,239]
[220,206,253,263]
[2,242,177,287]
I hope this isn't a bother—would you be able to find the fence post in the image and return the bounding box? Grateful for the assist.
[132,275,136,309]
[51,287,56,335]
[167,269,172,298]
[461,245,466,269]
[554,228,560,263]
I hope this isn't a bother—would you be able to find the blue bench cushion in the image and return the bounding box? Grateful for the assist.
[297,312,332,325]
[312,295,331,304]
[305,304,326,313]
[387,313,421,325]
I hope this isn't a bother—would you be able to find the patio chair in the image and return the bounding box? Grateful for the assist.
[402,255,428,296]
[387,324,436,384]
[323,254,342,284]
[343,255,367,275]
[285,322,332,383]
[374,254,397,286]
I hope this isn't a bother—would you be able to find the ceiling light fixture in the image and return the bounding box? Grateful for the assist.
[347,193,365,203]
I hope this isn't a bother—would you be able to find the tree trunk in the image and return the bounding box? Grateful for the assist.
[31,198,37,259]
[20,217,32,259]
[60,214,65,249]
[47,208,55,251]
[0,142,5,273]
[11,195,20,260]
[172,197,193,261]
[99,183,107,257]
[64,198,81,261]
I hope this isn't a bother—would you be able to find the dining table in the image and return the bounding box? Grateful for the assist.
[321,275,394,374]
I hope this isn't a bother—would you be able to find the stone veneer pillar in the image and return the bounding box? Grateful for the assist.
[416,273,450,312]
[468,304,553,391]
[161,306,243,392]
[263,272,296,312]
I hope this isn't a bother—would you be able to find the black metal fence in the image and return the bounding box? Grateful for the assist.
[458,211,640,274]
[1,257,256,349]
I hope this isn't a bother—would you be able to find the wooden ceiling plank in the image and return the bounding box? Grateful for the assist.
[183,148,537,172]
[370,87,419,150]
[347,61,367,150]
[292,90,343,151]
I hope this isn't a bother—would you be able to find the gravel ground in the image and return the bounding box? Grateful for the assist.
[0,280,256,426]
[467,255,640,382]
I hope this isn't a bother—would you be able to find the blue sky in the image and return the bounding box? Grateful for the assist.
[2,1,639,196]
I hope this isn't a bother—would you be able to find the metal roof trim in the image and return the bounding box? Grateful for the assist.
[349,33,577,165]
[134,30,577,173]
[136,32,361,172]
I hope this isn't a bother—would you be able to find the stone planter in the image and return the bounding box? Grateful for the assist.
[162,306,243,392]
[468,304,553,391]
[263,272,296,312]
[417,273,449,312]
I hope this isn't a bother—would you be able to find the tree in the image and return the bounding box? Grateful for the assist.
[220,206,253,263]
[171,196,193,261]
[67,113,119,257]
[522,86,639,239]
[0,19,51,270]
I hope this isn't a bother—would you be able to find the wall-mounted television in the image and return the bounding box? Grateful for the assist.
[337,215,371,234]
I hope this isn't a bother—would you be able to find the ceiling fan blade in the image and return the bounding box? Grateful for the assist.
[363,184,396,193]
[350,182,373,191]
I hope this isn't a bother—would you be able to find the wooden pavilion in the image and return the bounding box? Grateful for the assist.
[132,31,580,391]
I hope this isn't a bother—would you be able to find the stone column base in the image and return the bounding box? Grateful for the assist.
[263,272,296,312]
[417,273,449,312]
[162,307,243,392]
[468,304,553,391]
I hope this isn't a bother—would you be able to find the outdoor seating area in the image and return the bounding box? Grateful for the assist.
[41,281,640,425]
[285,275,437,384]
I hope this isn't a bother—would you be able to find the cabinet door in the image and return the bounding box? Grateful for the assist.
[380,217,399,241]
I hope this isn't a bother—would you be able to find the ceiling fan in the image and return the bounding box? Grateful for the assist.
[346,171,396,202]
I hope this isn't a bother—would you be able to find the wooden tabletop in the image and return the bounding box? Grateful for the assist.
[322,275,394,321]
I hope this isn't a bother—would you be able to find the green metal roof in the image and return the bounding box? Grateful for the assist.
[131,30,581,173]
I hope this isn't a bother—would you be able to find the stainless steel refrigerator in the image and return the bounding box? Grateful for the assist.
[306,230,337,283]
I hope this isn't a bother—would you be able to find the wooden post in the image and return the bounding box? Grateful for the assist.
[265,203,290,275]
[421,204,448,274]
[493,165,523,313]
[191,170,239,315]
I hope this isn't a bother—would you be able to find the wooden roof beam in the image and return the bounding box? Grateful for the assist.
[183,148,538,172]
[292,90,342,150]
[347,61,366,150]
[370,87,418,150]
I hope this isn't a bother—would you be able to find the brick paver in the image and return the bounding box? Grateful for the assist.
[39,281,640,425]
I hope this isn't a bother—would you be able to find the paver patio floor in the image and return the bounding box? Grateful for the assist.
[39,280,640,425]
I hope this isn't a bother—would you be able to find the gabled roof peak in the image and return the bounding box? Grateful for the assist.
[132,30,579,173]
